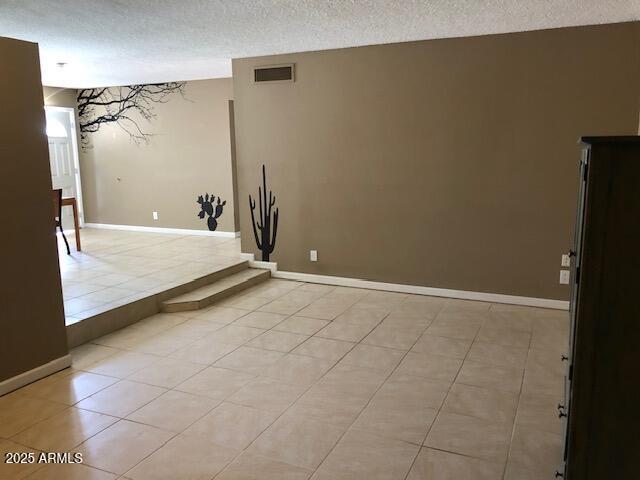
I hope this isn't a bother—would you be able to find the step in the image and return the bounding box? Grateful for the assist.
[161,268,271,312]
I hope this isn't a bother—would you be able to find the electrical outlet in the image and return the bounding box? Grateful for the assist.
[310,250,318,262]
[561,254,571,267]
[559,270,570,284]
[152,211,159,220]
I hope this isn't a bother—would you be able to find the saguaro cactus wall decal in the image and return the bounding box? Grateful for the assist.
[249,165,279,261]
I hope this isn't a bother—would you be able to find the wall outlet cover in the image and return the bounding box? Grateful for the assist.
[559,269,570,284]
[310,250,318,262]
[561,254,571,267]
[152,211,159,220]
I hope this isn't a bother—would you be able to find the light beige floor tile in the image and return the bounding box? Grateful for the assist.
[289,385,369,428]
[456,360,523,393]
[228,377,306,414]
[194,306,249,325]
[18,371,118,405]
[425,412,512,463]
[442,383,518,424]
[292,337,354,361]
[162,319,223,340]
[205,325,265,346]
[12,407,117,451]
[525,348,566,377]
[380,314,432,330]
[0,394,67,438]
[340,344,405,374]
[467,342,528,368]
[221,294,272,310]
[70,344,120,370]
[407,447,503,480]
[434,311,486,328]
[443,299,491,314]
[263,354,335,386]
[333,308,386,328]
[168,338,238,365]
[504,464,553,480]
[521,370,564,397]
[84,351,160,378]
[372,373,450,410]
[314,322,374,343]
[184,402,278,450]
[258,298,310,316]
[126,390,219,432]
[76,380,166,417]
[396,352,462,382]
[484,313,535,333]
[273,316,330,335]
[363,324,424,350]
[126,358,204,388]
[316,364,387,400]
[352,401,437,445]
[411,334,472,359]
[508,426,563,472]
[214,346,284,375]
[246,330,309,352]
[248,413,345,470]
[26,463,118,479]
[234,311,287,329]
[424,322,480,341]
[296,302,351,321]
[175,367,255,400]
[0,439,43,479]
[126,433,238,480]
[124,332,194,357]
[318,428,419,480]
[476,326,531,348]
[217,452,312,480]
[515,392,564,434]
[76,420,173,475]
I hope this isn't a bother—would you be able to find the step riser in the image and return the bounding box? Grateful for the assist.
[161,270,270,313]
[155,260,249,303]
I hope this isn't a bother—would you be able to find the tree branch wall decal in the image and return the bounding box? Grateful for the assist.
[249,165,279,261]
[76,82,185,147]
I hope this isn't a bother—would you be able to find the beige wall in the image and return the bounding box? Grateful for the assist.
[233,22,640,301]
[0,37,68,383]
[80,78,238,232]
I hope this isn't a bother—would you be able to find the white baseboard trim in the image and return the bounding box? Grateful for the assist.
[0,354,71,396]
[240,253,278,273]
[85,223,241,238]
[241,253,569,310]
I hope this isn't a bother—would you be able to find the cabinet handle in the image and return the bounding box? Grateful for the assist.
[558,403,567,418]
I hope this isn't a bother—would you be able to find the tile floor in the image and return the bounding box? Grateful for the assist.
[1,278,569,479]
[57,229,242,325]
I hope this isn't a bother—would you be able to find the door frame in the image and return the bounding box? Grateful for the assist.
[45,105,85,227]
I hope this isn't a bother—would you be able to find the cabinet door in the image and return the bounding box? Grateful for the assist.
[561,145,589,472]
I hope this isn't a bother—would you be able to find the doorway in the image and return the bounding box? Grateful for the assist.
[45,106,83,230]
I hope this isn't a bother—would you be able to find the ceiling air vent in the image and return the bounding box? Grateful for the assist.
[254,64,295,83]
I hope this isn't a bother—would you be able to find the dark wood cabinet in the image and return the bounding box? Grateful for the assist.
[561,136,640,479]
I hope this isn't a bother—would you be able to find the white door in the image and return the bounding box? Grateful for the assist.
[46,107,83,230]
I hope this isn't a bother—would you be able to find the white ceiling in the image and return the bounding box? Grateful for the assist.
[1,0,638,88]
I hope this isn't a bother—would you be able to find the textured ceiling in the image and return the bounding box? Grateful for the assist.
[0,0,638,88]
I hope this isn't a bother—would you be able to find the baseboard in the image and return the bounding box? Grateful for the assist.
[0,354,71,396]
[274,270,569,310]
[85,222,240,238]
[240,253,278,273]
[240,252,568,310]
